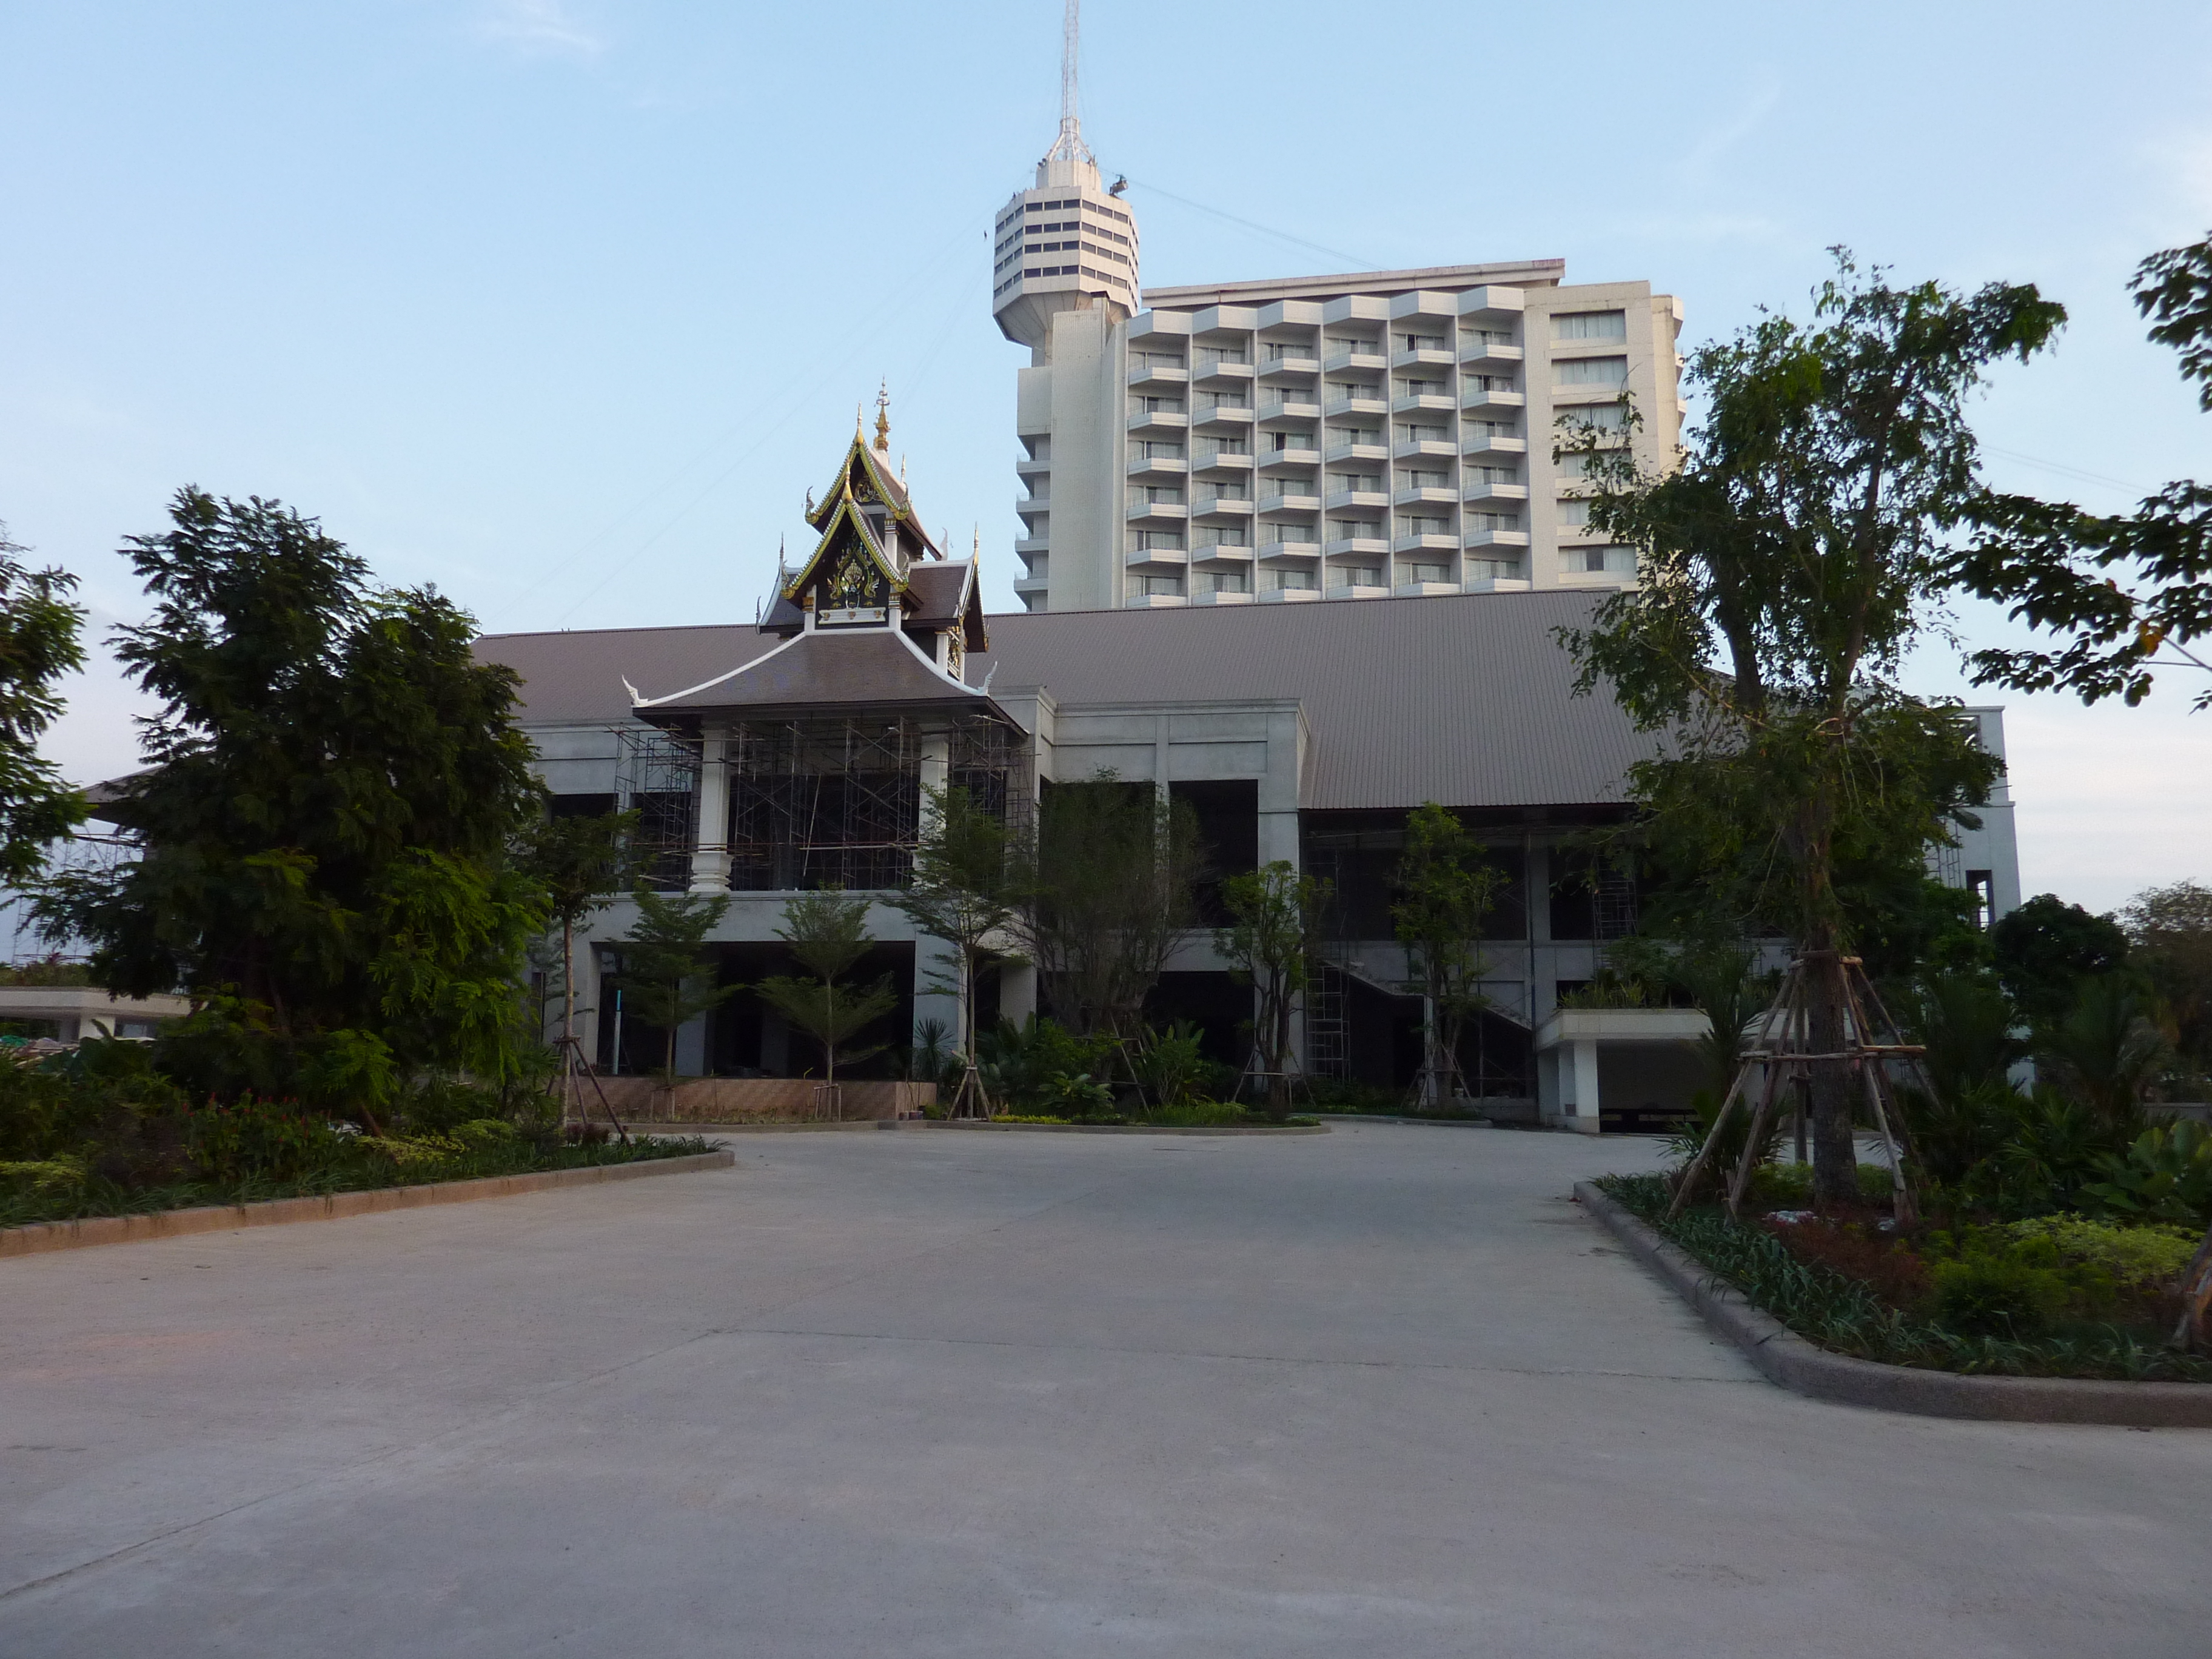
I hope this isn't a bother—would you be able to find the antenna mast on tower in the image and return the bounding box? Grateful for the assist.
[1045,0,1091,165]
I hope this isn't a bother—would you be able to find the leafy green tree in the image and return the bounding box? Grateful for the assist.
[1391,803,1504,1106]
[887,783,1024,1079]
[0,524,88,881]
[1557,254,2056,1202]
[753,887,899,1087]
[38,489,545,1113]
[2120,881,2212,1076]
[517,808,637,1057]
[1021,770,1203,1039]
[1989,894,2130,1028]
[1957,232,2211,711]
[1216,860,1331,1119]
[613,887,737,1082]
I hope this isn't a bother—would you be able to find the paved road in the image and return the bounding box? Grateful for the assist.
[4,1123,2205,1657]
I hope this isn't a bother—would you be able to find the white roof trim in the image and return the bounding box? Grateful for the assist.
[632,629,805,709]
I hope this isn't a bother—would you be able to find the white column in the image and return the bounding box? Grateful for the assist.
[689,725,731,895]
[999,960,1038,1028]
[919,731,950,825]
[1569,1039,1602,1135]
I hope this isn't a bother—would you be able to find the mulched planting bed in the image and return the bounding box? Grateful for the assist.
[1596,1171,2211,1385]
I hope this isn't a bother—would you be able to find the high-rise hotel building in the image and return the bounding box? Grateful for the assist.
[993,122,1685,612]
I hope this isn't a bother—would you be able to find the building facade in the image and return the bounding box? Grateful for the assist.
[1008,263,1686,613]
[474,431,2024,1131]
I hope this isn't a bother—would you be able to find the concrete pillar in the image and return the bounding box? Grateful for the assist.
[919,731,950,827]
[998,959,1038,1028]
[1569,1039,1602,1135]
[689,725,731,895]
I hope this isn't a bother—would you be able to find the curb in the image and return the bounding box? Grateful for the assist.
[1573,1180,2212,1428]
[0,1150,738,1260]
[909,1121,1329,1136]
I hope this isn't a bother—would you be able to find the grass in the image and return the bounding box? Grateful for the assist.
[0,1135,720,1231]
[1598,1172,2212,1385]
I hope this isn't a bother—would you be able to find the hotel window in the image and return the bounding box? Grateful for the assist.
[1136,396,1184,414]
[1465,327,1517,347]
[1555,357,1629,386]
[1467,558,1521,580]
[1405,515,1450,537]
[1559,404,1627,432]
[1202,526,1249,548]
[1401,469,1449,490]
[1552,310,1628,341]
[1134,440,1182,460]
[1467,374,1515,393]
[1131,530,1184,551]
[1467,420,1517,439]
[1467,512,1519,532]
[1207,571,1252,594]
[1329,473,1381,492]
[1273,570,1316,590]
[1967,871,1995,930]
[1398,333,1447,352]
[1401,423,1447,444]
[1398,378,1444,398]
[1135,575,1185,596]
[1467,465,1518,484]
[1129,485,1182,506]
[1329,519,1378,541]
[1558,499,1592,526]
[1339,566,1382,587]
[1408,561,1450,583]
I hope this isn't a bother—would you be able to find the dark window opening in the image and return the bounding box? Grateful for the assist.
[1171,779,1258,925]
[1967,870,1995,930]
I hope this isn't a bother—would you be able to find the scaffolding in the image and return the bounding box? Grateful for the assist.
[614,713,1027,894]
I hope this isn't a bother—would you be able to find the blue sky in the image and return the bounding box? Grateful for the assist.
[2,0,2207,912]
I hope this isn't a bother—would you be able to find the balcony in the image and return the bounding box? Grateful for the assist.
[1463,571,1532,594]
[1128,406,1188,435]
[1191,543,1255,563]
[1463,481,1529,504]
[1125,545,1188,567]
[1193,401,1255,430]
[1325,578,1389,600]
[1124,591,1189,609]
[1014,535,1048,560]
[1193,494,1255,518]
[1012,569,1050,596]
[1258,539,1321,561]
[1259,492,1321,516]
[1461,340,1523,367]
[1193,449,1254,475]
[1393,531,1460,554]
[1463,431,1527,458]
[1258,583,1322,603]
[1014,491,1049,515]
[1394,579,1461,598]
[1391,392,1456,416]
[1259,398,1321,424]
[1125,500,1187,525]
[1324,441,1389,464]
[1192,358,1256,387]
[1557,518,1609,543]
[1014,452,1050,478]
[1392,347,1456,370]
[1326,489,1389,511]
[1322,347,1387,374]
[1125,454,1185,480]
[1393,486,1458,509]
[1258,445,1321,472]
[1127,361,1188,391]
[1258,353,1321,380]
[1324,393,1389,419]
[1465,528,1531,549]
[1324,536,1389,558]
[1393,438,1456,460]
[1462,386,1526,414]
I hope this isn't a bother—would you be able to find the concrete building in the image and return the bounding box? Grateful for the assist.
[989,23,1683,613]
[474,427,2023,1131]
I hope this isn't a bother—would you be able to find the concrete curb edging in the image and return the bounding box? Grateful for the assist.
[1573,1179,2212,1427]
[911,1121,1329,1136]
[1,1149,739,1260]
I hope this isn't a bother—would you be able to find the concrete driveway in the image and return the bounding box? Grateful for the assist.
[3,1122,2205,1657]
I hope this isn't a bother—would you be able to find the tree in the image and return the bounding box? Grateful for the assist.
[885,783,1024,1084]
[1957,232,2212,711]
[516,808,637,1061]
[1390,803,1504,1106]
[1216,860,1330,1119]
[38,489,545,1112]
[1558,254,2059,1202]
[1021,770,1202,1039]
[753,887,899,1087]
[612,887,737,1082]
[0,524,89,882]
[2120,880,2212,1076]
[1989,893,2130,1028]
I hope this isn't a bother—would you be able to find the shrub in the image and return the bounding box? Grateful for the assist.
[2080,1121,2212,1227]
[184,1096,340,1184]
[2002,1215,2202,1291]
[1929,1255,2064,1339]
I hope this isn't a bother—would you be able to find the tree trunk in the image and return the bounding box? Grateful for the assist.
[560,917,575,1050]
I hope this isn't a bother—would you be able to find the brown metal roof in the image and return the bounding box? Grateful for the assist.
[474,589,1657,809]
[634,628,1002,724]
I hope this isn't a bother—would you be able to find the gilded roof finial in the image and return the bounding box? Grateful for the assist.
[873,380,891,454]
[972,524,980,557]
[855,402,865,440]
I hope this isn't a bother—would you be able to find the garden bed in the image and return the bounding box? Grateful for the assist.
[919,1119,1326,1136]
[2,1133,726,1239]
[1580,1174,2212,1425]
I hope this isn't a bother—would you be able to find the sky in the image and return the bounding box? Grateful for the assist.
[1,0,2207,916]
